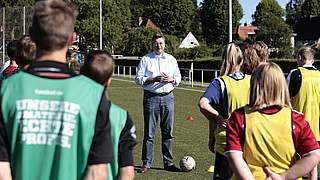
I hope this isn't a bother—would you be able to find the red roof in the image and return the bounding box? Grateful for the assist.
[145,19,159,29]
[237,25,259,39]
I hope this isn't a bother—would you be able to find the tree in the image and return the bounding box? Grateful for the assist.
[256,16,293,58]
[285,0,304,28]
[253,0,293,58]
[301,0,320,17]
[74,0,131,53]
[190,0,202,41]
[200,0,243,46]
[252,0,284,26]
[0,0,35,7]
[140,0,196,37]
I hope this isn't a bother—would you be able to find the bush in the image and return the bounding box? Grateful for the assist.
[174,44,214,60]
[163,35,180,55]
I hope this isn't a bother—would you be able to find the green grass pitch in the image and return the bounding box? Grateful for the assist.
[109,77,213,180]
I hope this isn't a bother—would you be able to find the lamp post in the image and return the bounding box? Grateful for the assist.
[99,0,102,50]
[228,0,232,42]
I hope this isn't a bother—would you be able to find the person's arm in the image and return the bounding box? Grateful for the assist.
[226,151,254,180]
[86,93,114,178]
[199,97,227,127]
[172,57,181,86]
[161,57,181,85]
[118,114,137,179]
[83,164,107,180]
[0,100,12,180]
[286,69,301,97]
[198,79,226,124]
[225,109,252,179]
[264,150,320,180]
[119,166,134,180]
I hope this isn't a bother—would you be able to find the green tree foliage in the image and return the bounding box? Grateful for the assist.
[200,0,243,46]
[285,0,303,28]
[75,0,131,52]
[124,27,160,56]
[0,0,35,7]
[252,0,284,26]
[138,0,196,37]
[257,16,293,58]
[301,0,320,17]
[190,0,202,41]
[253,0,293,58]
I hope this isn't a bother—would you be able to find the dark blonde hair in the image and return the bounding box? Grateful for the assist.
[30,0,77,53]
[249,62,291,110]
[241,45,261,75]
[16,35,36,67]
[253,41,269,62]
[80,50,115,85]
[220,43,243,76]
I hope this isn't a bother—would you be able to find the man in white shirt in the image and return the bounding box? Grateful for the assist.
[135,33,181,173]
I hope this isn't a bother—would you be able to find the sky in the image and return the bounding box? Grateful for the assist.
[197,0,289,24]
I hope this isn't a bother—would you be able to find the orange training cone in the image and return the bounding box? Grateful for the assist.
[186,115,193,121]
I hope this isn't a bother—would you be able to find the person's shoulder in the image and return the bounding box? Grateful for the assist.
[110,102,127,113]
[77,74,105,88]
[163,52,175,59]
[143,52,156,59]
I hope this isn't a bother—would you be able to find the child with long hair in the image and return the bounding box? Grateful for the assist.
[225,62,320,180]
[199,43,251,179]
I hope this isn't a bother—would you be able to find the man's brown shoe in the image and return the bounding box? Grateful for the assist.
[139,165,150,173]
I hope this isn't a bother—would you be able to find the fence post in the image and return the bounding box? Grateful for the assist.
[123,66,126,77]
[117,66,119,76]
[191,62,194,87]
[215,70,218,78]
[129,66,132,78]
[201,70,204,86]
[2,7,5,64]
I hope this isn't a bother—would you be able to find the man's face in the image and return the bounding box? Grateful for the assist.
[153,37,165,55]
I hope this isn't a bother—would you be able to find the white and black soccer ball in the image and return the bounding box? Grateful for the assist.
[179,156,196,172]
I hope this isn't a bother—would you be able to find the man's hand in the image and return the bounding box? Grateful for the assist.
[161,72,175,83]
[153,75,163,82]
[264,167,286,180]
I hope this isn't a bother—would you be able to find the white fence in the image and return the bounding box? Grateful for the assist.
[113,65,220,87]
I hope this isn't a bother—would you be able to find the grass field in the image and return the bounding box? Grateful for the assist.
[109,77,213,180]
[108,76,320,180]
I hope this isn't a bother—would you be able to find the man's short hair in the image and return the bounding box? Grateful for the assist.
[6,40,18,60]
[80,50,115,85]
[30,0,77,52]
[152,33,165,42]
[16,35,36,67]
[297,47,315,62]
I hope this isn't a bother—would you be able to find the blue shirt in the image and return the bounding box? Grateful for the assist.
[135,52,181,93]
[202,71,245,118]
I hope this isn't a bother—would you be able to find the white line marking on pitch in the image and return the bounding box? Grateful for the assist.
[113,78,205,92]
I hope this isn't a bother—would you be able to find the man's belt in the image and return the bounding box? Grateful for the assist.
[144,90,173,96]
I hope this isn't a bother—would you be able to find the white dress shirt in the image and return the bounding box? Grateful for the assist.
[135,52,181,94]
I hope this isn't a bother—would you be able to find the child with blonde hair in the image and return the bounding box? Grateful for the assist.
[226,62,320,180]
[199,43,251,179]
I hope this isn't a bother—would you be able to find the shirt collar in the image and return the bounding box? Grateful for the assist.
[228,71,245,80]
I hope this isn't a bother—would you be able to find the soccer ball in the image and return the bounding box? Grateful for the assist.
[179,156,196,172]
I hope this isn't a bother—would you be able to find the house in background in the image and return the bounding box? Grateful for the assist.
[179,32,199,48]
[138,17,160,30]
[235,24,259,40]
